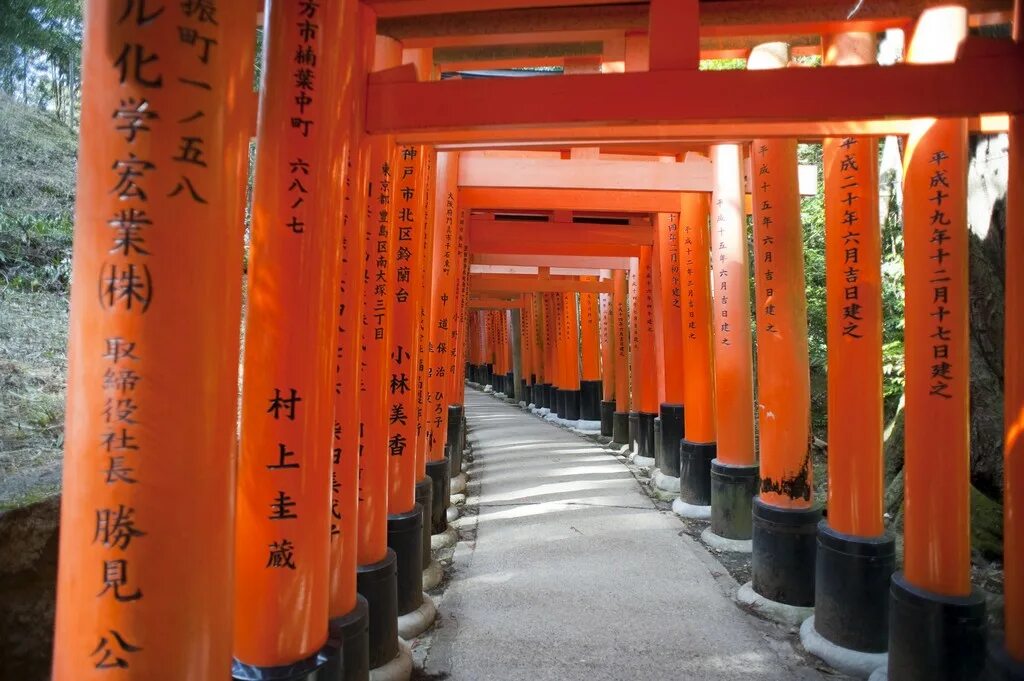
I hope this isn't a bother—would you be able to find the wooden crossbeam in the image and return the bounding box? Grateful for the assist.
[472,253,631,270]
[471,274,614,294]
[469,297,525,309]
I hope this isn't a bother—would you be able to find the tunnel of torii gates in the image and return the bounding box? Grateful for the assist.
[48,0,1023,680]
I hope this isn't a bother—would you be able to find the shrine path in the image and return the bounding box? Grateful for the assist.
[420,389,834,681]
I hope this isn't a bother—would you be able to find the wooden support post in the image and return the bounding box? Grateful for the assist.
[707,144,758,541]
[678,194,717,509]
[633,245,659,460]
[648,0,700,71]
[748,42,821,609]
[416,148,436,484]
[655,211,686,479]
[580,283,603,423]
[52,2,254,678]
[887,7,987,679]
[612,270,631,444]
[599,271,616,435]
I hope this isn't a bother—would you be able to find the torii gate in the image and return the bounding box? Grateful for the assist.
[49,1,1022,681]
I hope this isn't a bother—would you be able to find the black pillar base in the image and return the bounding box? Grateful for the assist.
[813,521,895,653]
[887,571,987,681]
[679,439,716,505]
[540,383,552,410]
[988,641,1024,680]
[356,549,399,670]
[751,498,821,607]
[329,595,369,681]
[447,404,464,475]
[552,387,562,416]
[565,388,581,421]
[415,477,432,566]
[387,505,424,617]
[658,403,684,478]
[710,459,758,540]
[486,363,494,387]
[580,380,602,421]
[505,371,515,399]
[612,411,629,444]
[653,417,664,469]
[628,412,640,452]
[495,373,505,394]
[600,400,615,436]
[638,412,656,459]
[426,456,450,534]
[522,380,530,405]
[232,641,340,681]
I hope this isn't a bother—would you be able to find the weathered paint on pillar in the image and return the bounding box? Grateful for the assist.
[750,44,813,510]
[233,0,354,665]
[387,143,428,515]
[657,212,685,404]
[823,33,884,538]
[329,0,369,620]
[681,194,716,442]
[710,144,756,466]
[52,2,253,677]
[600,272,615,401]
[637,245,659,414]
[426,152,460,459]
[614,270,631,410]
[902,6,971,597]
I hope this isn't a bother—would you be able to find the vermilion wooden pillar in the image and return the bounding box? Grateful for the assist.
[808,32,896,663]
[655,211,686,482]
[748,43,821,610]
[707,143,759,544]
[531,293,545,397]
[628,261,641,449]
[677,194,717,514]
[541,293,556,411]
[612,270,631,444]
[580,284,603,424]
[564,290,583,421]
[233,0,355,675]
[599,272,617,436]
[1000,6,1024,674]
[634,246,659,462]
[52,3,253,678]
[887,8,987,679]
[445,209,471,471]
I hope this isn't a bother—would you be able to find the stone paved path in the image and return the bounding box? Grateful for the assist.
[422,389,832,681]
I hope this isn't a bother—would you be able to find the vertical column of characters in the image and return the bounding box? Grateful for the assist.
[629,261,640,410]
[521,295,533,389]
[709,145,755,466]
[581,287,601,381]
[415,149,436,475]
[614,270,630,412]
[680,194,716,443]
[600,277,614,400]
[657,213,685,404]
[446,209,470,400]
[387,145,426,515]
[638,245,658,415]
[53,1,252,677]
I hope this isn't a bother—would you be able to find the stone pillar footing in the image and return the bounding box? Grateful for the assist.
[329,595,370,681]
[627,411,640,452]
[652,417,664,470]
[580,380,602,421]
[751,498,821,607]
[551,387,561,417]
[505,371,515,399]
[426,456,450,534]
[231,642,339,681]
[886,571,986,681]
[658,403,684,478]
[522,380,531,405]
[600,400,616,436]
[415,477,433,566]
[636,412,656,458]
[565,388,581,421]
[356,549,399,670]
[538,383,551,410]
[679,439,717,506]
[814,521,895,654]
[387,506,424,617]
[710,459,758,540]
[987,640,1024,681]
[447,404,465,474]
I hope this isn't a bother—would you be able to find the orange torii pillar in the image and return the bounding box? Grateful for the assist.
[538,293,557,412]
[996,3,1024,676]
[531,293,546,404]
[676,194,718,516]
[801,32,897,671]
[580,285,604,427]
[599,271,617,436]
[385,141,437,641]
[414,146,442,592]
[520,295,533,402]
[887,8,986,679]
[627,263,641,448]
[328,4,373,680]
[633,246,660,463]
[233,0,357,678]
[552,292,567,417]
[706,144,758,545]
[612,270,632,444]
[424,152,461,541]
[655,212,687,484]
[51,3,252,678]
[563,290,584,422]
[746,43,821,612]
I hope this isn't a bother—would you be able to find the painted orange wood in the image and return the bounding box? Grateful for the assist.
[656,212,685,404]
[613,270,631,411]
[636,246,659,413]
[680,194,716,443]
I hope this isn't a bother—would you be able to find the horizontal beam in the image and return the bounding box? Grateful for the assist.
[462,187,686,213]
[459,154,817,195]
[470,216,654,245]
[367,52,1024,138]
[470,274,613,294]
[468,297,524,309]
[369,0,637,19]
[472,253,631,270]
